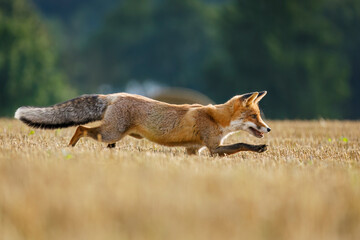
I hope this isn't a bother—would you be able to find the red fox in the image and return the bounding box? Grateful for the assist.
[15,91,271,156]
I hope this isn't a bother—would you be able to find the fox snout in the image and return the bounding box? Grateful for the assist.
[245,121,271,138]
[257,125,271,133]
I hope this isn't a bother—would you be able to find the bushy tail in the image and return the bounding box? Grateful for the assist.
[14,94,109,129]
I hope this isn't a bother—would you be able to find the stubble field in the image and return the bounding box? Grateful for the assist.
[0,119,359,240]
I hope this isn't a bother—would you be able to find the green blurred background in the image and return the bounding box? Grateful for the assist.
[1,0,359,119]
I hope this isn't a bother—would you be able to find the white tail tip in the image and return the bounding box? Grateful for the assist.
[14,107,23,119]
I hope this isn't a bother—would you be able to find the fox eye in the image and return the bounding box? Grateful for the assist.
[251,114,257,119]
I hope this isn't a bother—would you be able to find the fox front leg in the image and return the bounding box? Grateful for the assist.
[211,143,267,157]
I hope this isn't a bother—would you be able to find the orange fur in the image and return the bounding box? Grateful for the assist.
[72,92,271,156]
[16,91,271,156]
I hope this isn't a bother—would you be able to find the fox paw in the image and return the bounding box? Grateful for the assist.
[256,144,268,153]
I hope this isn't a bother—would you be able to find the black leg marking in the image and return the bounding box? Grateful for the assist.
[107,143,116,148]
[212,143,268,156]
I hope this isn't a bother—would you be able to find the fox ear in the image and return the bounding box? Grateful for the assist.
[254,91,267,104]
[241,92,259,106]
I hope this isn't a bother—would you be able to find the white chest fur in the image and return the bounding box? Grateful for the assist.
[220,119,245,144]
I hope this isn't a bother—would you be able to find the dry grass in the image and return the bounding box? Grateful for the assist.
[0,119,359,240]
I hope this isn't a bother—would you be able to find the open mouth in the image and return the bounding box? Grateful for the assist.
[249,127,264,138]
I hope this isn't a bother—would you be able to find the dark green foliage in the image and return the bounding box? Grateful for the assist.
[2,0,360,119]
[204,0,350,118]
[77,0,214,91]
[76,0,358,119]
[0,0,75,116]
[323,0,360,118]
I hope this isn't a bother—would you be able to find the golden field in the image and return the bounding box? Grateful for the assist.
[0,119,359,240]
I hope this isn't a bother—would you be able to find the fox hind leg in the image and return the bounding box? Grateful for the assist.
[186,147,199,155]
[69,125,124,147]
[107,143,116,148]
[69,126,103,147]
[106,133,143,149]
[69,126,88,147]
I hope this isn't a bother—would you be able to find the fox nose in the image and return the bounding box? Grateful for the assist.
[267,128,271,132]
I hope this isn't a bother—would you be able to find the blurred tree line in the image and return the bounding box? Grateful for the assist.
[0,0,75,116]
[1,0,359,119]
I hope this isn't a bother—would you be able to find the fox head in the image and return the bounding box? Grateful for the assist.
[226,91,271,138]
